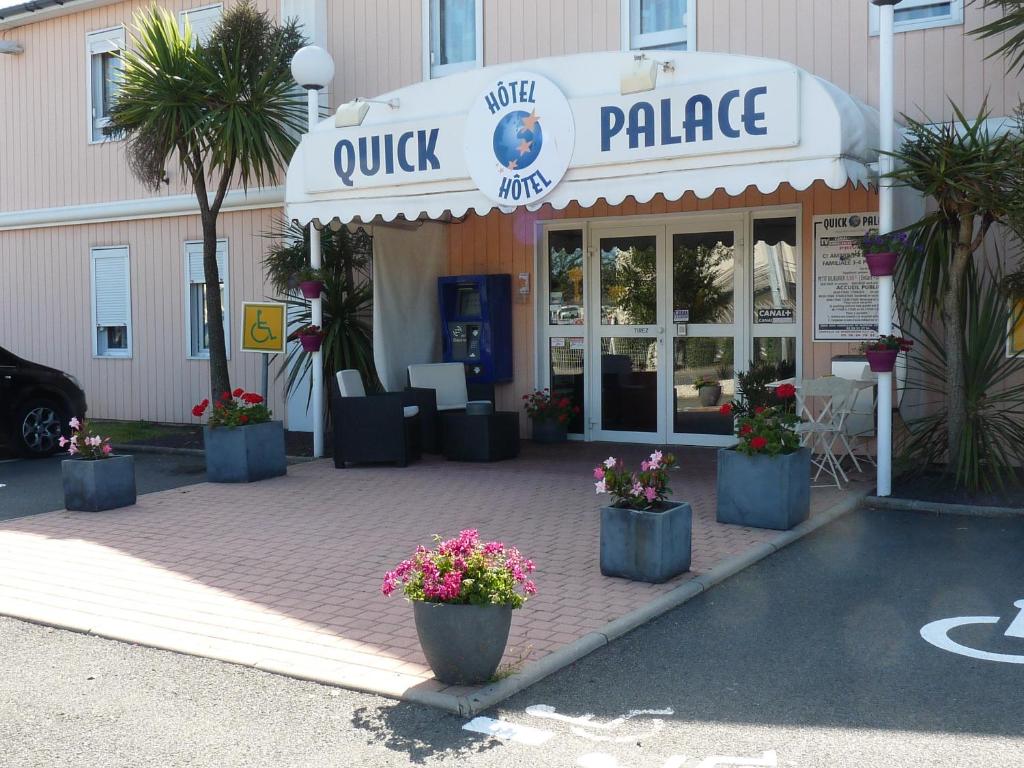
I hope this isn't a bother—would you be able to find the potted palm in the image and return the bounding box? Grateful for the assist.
[290,323,323,352]
[522,388,579,443]
[193,389,286,483]
[595,451,691,583]
[60,418,136,512]
[296,265,325,299]
[382,529,537,685]
[861,334,913,372]
[692,375,722,407]
[716,384,809,530]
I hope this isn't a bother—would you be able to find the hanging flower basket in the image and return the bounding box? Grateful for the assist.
[299,280,324,299]
[865,348,898,372]
[864,251,898,277]
[299,334,322,352]
[289,324,323,352]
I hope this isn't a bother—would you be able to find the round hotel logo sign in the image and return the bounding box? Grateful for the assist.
[464,72,575,207]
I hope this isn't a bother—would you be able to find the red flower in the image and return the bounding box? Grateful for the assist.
[221,391,231,401]
[192,403,207,417]
[572,406,581,414]
[719,403,733,415]
[739,424,753,436]
[558,414,568,423]
[232,388,244,398]
[239,414,249,424]
[559,398,570,408]
[754,406,765,415]
[776,383,797,400]
[242,393,264,405]
[750,436,768,451]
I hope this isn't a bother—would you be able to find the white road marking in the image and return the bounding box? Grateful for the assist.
[462,716,554,746]
[920,600,1024,664]
[695,751,777,768]
[576,754,620,768]
[526,704,673,741]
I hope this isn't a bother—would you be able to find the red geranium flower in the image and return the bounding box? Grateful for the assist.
[754,406,765,415]
[192,403,207,417]
[719,403,733,415]
[232,388,244,398]
[739,423,753,436]
[750,436,768,451]
[239,414,249,424]
[776,383,797,399]
[242,393,264,405]
[221,391,231,401]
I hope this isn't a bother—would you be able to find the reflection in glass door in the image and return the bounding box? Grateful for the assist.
[592,229,664,441]
[668,223,744,445]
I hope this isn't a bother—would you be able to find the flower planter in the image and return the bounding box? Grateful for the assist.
[600,500,692,583]
[716,447,810,530]
[298,334,322,352]
[412,602,512,685]
[865,348,898,372]
[531,417,568,443]
[299,280,324,299]
[865,251,898,277]
[203,421,286,483]
[698,384,722,407]
[61,455,136,512]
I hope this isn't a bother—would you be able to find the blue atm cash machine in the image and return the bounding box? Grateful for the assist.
[438,274,512,382]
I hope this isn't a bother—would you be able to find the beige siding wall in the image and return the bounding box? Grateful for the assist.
[0,0,276,213]
[0,207,289,424]
[446,182,878,430]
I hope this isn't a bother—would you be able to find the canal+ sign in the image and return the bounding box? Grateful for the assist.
[299,65,800,204]
[464,72,575,206]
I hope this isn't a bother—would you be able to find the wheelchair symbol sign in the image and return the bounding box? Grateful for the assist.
[920,599,1024,664]
[241,302,286,354]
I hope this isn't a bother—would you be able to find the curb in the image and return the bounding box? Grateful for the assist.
[445,487,869,716]
[864,494,1023,518]
[112,443,318,463]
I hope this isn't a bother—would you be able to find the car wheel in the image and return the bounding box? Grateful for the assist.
[15,400,67,457]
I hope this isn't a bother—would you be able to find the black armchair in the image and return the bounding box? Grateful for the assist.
[333,370,421,468]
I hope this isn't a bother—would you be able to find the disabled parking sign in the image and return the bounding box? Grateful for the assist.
[240,302,286,354]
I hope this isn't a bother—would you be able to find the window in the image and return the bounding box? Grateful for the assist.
[623,0,694,51]
[179,4,223,46]
[86,27,125,143]
[90,247,132,358]
[185,240,230,359]
[870,0,963,34]
[423,0,482,79]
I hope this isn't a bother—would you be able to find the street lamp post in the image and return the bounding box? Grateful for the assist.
[873,0,898,497]
[290,45,335,459]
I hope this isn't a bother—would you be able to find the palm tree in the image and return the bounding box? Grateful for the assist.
[106,3,306,399]
[973,0,1024,73]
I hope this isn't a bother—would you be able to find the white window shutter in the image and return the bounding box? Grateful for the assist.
[180,4,223,45]
[92,248,130,327]
[186,241,227,283]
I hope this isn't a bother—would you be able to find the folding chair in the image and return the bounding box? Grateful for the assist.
[794,377,856,488]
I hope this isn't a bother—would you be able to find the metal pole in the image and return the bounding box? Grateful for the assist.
[876,1,896,496]
[261,353,269,402]
[308,87,325,459]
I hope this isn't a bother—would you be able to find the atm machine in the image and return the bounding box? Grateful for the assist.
[438,274,513,383]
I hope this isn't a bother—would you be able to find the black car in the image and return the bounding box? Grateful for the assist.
[0,346,88,457]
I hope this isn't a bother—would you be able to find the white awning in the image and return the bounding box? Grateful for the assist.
[286,51,879,227]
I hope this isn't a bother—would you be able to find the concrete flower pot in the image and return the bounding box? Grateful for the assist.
[61,455,136,512]
[531,417,568,443]
[600,501,692,583]
[698,384,722,407]
[203,421,286,483]
[716,447,810,530]
[412,602,512,685]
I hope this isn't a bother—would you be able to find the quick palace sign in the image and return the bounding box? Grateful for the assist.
[301,67,801,204]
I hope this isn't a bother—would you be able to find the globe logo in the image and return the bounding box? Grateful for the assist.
[492,109,543,171]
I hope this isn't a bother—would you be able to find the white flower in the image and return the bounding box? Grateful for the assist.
[603,456,617,469]
[69,434,78,445]
[649,450,663,468]
[595,479,607,494]
[68,417,81,430]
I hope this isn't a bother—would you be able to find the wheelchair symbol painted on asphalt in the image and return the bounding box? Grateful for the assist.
[920,599,1024,664]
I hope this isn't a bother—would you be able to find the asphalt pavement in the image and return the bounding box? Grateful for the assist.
[1,508,1022,767]
[0,450,207,520]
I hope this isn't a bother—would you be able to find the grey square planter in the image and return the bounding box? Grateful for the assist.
[61,455,136,512]
[600,501,692,584]
[204,421,286,483]
[716,447,811,530]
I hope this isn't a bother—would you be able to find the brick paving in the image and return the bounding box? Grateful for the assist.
[0,443,860,702]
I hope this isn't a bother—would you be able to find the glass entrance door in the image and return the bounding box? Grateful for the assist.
[589,227,666,442]
[667,219,745,446]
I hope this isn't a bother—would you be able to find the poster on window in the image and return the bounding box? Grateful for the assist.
[813,213,881,341]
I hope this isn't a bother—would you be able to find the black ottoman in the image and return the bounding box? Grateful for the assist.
[441,411,520,462]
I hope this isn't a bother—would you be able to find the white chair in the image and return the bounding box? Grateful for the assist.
[795,377,856,488]
[407,362,472,411]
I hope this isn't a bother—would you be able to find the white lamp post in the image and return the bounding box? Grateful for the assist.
[873,0,898,497]
[291,45,335,459]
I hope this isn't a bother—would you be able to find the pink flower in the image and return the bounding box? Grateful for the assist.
[644,486,657,502]
[58,436,67,448]
[523,580,537,596]
[68,443,78,456]
[631,481,643,496]
[483,541,505,555]
[69,434,78,445]
[595,479,607,494]
[102,443,112,455]
[68,417,81,430]
[593,466,605,480]
[640,460,651,472]
[603,456,617,469]
[649,450,663,468]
